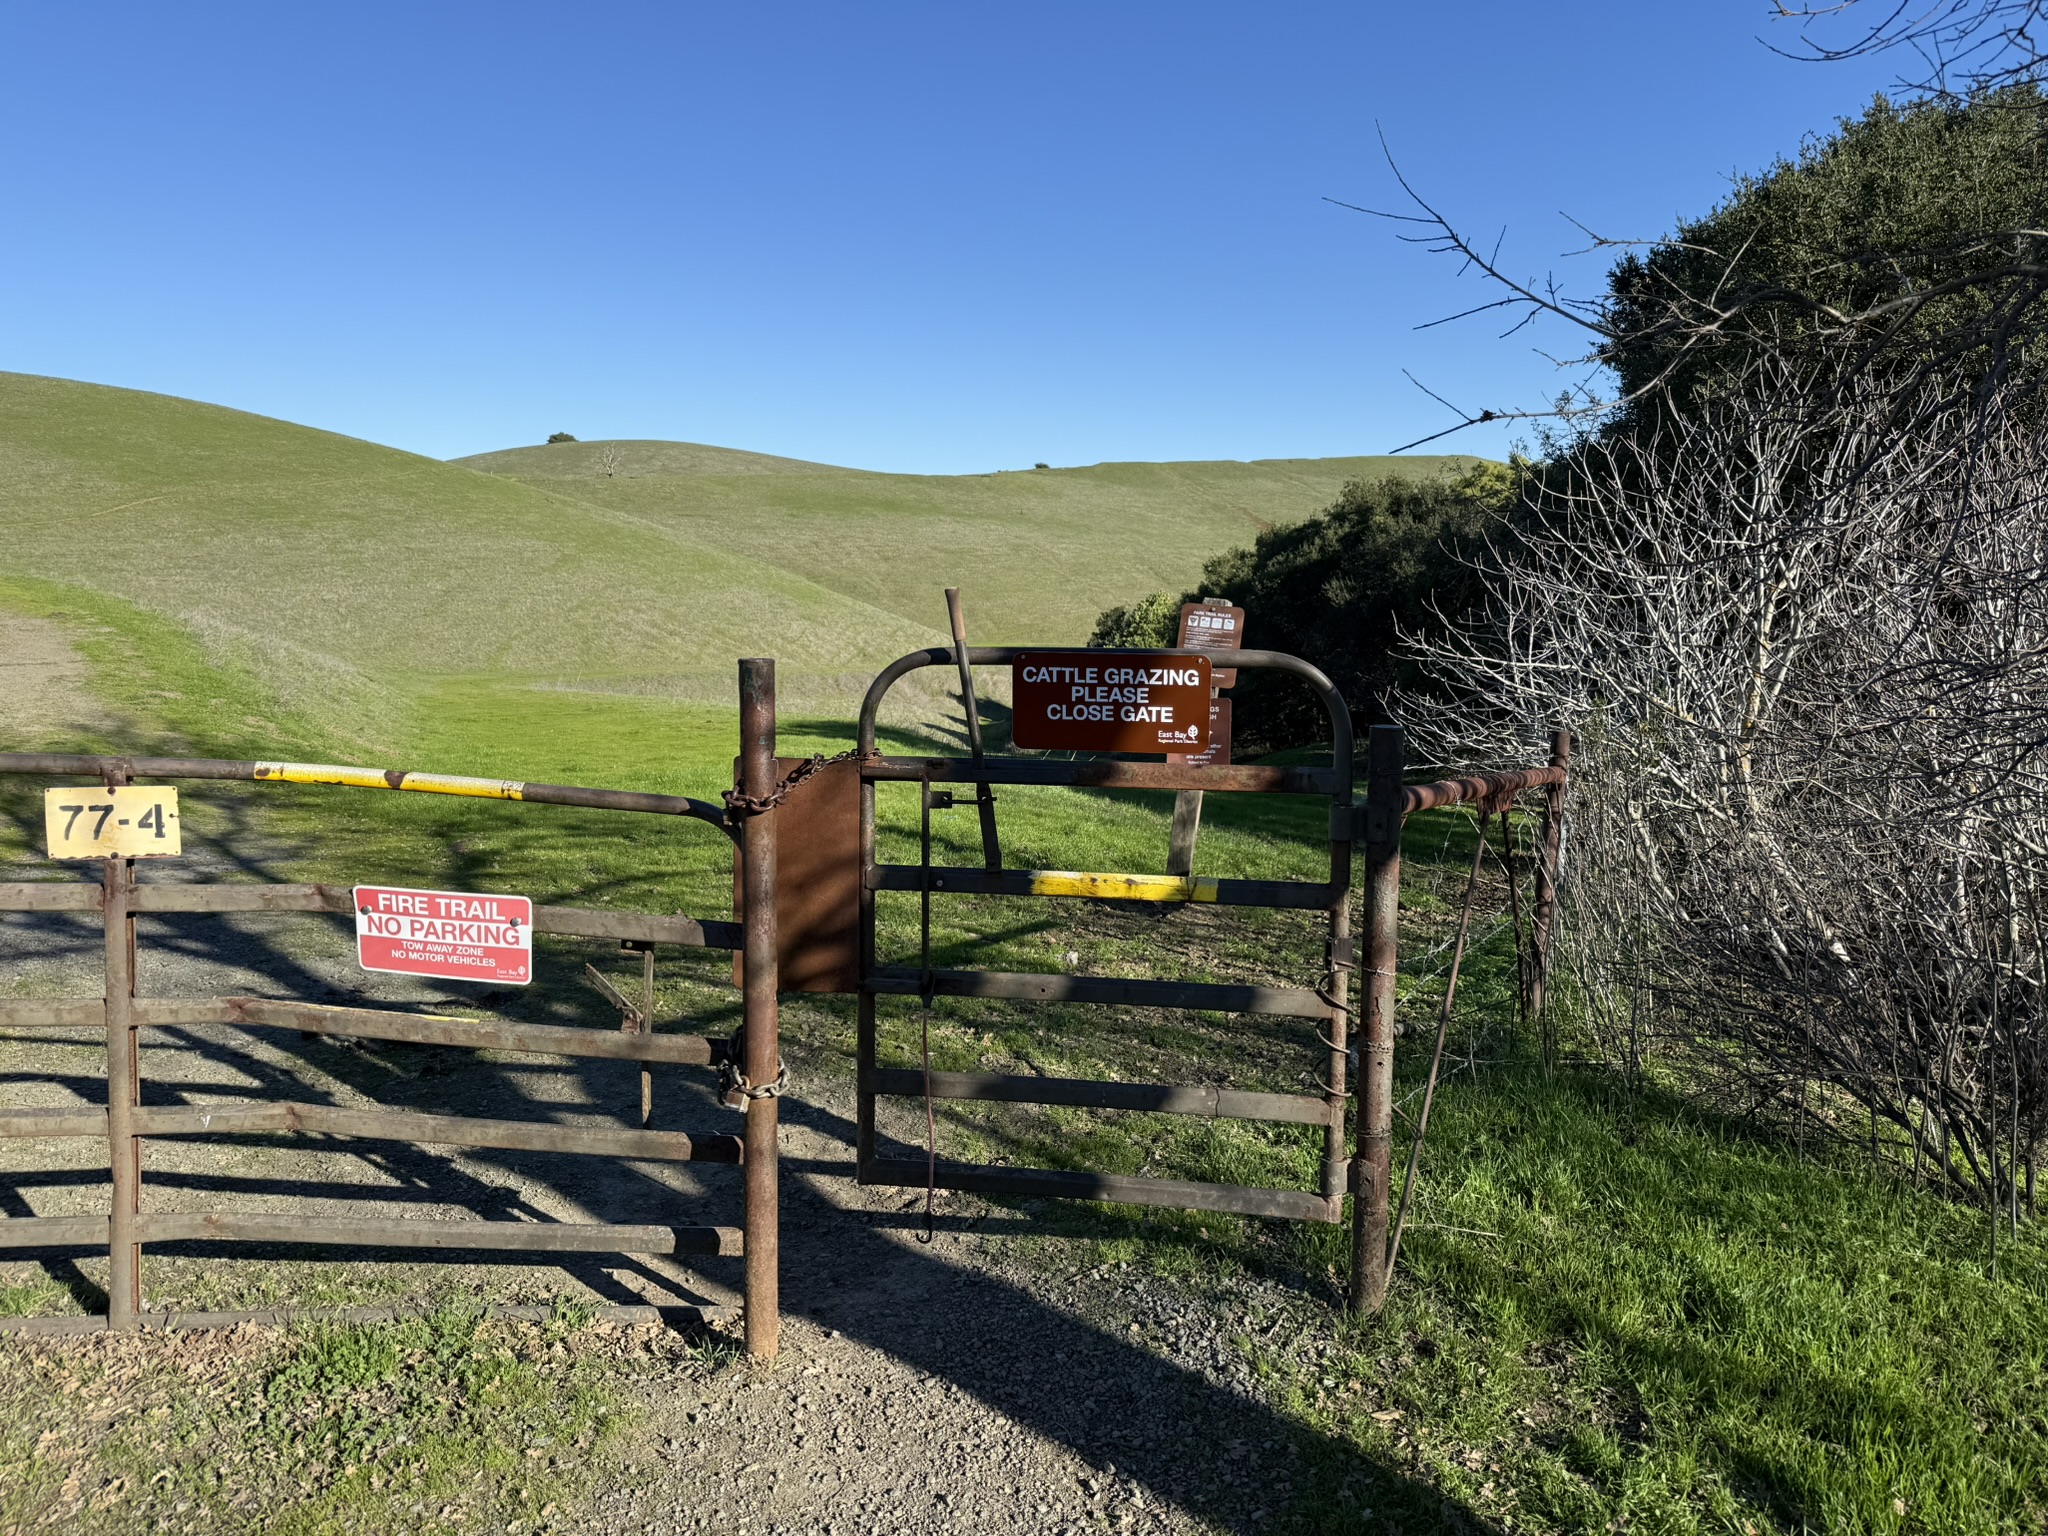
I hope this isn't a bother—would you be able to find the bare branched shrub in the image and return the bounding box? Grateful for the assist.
[1406,361,2048,1205]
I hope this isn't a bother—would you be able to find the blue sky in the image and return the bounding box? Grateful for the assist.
[0,3,1900,471]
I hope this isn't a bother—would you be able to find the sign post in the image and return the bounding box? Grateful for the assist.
[1166,598,1244,874]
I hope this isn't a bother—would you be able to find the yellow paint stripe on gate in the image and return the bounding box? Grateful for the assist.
[251,763,526,800]
[1022,870,1220,903]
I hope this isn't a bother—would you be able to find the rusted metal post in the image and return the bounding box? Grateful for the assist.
[103,853,141,1328]
[1350,724,1402,1315]
[1527,728,1570,1024]
[944,588,1001,872]
[739,658,781,1363]
[637,942,655,1128]
[1320,803,1355,1215]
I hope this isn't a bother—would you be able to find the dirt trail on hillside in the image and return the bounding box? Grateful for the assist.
[0,615,112,744]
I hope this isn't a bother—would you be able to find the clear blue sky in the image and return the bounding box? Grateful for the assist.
[0,3,1899,472]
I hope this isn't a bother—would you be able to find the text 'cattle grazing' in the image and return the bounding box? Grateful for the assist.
[1010,652,1211,753]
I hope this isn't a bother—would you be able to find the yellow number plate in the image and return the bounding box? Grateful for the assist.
[43,786,183,859]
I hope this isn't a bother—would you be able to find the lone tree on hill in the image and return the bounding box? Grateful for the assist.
[546,431,577,444]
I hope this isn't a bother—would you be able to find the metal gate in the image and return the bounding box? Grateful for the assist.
[0,658,789,1360]
[854,645,1357,1222]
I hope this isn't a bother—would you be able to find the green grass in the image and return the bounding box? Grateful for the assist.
[461,435,1482,653]
[0,371,1474,744]
[1265,1068,2048,1535]
[0,1305,726,1535]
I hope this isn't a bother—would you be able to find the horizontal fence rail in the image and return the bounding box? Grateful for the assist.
[865,966,1332,1019]
[866,1068,1335,1126]
[858,1157,1338,1222]
[866,864,1337,909]
[0,752,733,833]
[1401,765,1569,814]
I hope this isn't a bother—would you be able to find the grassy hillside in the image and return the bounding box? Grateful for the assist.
[0,374,950,748]
[0,372,1471,759]
[458,437,1481,649]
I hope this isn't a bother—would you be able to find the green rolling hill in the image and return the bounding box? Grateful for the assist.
[0,370,1478,770]
[458,437,1477,651]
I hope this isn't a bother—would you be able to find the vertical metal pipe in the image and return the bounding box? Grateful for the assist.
[856,753,879,1176]
[103,853,141,1328]
[1527,728,1571,1024]
[944,588,1001,871]
[1320,828,1355,1215]
[1350,724,1403,1314]
[738,658,780,1364]
[639,944,655,1129]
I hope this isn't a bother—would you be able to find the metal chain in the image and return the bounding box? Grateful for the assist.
[719,1058,790,1102]
[722,747,879,821]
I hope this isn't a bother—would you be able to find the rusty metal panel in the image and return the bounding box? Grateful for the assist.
[734,755,859,994]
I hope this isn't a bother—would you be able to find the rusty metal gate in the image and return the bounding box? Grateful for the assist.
[854,645,1358,1222]
[0,658,790,1359]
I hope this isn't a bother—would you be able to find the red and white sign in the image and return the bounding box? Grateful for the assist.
[354,885,533,986]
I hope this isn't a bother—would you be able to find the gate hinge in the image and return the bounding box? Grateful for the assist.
[1332,798,1399,845]
[1325,935,1357,970]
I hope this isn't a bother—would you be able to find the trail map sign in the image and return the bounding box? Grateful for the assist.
[1176,601,1245,688]
[43,786,182,859]
[354,885,533,986]
[1011,652,1210,753]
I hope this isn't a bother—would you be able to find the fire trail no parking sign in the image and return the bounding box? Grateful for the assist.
[354,885,533,986]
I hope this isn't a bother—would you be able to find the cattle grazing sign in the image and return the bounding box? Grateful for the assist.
[1010,651,1211,753]
[354,885,533,985]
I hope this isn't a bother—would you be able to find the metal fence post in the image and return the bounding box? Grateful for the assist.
[103,852,141,1328]
[1527,728,1571,1023]
[739,658,781,1363]
[1350,724,1403,1315]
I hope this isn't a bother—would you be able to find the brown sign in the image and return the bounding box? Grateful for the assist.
[1167,697,1232,768]
[1011,651,1211,754]
[1177,602,1245,688]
